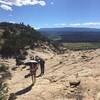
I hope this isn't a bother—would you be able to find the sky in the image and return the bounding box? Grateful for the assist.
[0,0,100,29]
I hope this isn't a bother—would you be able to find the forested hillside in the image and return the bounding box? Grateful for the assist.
[0,22,47,56]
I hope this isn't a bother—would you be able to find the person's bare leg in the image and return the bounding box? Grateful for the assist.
[31,74,34,83]
[33,72,36,84]
[32,71,37,85]
[34,72,36,83]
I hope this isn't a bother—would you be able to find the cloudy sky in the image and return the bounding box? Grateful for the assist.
[0,0,100,28]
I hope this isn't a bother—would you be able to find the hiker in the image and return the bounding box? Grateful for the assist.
[24,60,38,84]
[15,54,25,67]
[35,56,45,76]
[15,49,27,67]
[15,55,21,67]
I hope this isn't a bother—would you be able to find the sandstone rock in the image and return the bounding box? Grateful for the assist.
[96,92,100,100]
[68,75,81,88]
[78,69,92,77]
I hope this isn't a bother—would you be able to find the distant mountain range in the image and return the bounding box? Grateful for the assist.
[38,27,100,42]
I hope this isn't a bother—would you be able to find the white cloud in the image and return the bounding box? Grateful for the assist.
[34,27,40,30]
[38,1,46,6]
[50,2,54,5]
[68,22,100,28]
[13,0,46,6]
[0,4,12,11]
[54,23,67,27]
[82,22,100,26]
[60,23,67,26]
[8,21,16,23]
[54,22,100,28]
[69,23,81,27]
[0,0,46,11]
[0,1,12,6]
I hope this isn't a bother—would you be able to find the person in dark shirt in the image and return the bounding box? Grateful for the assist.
[24,60,38,84]
[35,56,45,76]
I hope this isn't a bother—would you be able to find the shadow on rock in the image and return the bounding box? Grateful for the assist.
[8,84,34,100]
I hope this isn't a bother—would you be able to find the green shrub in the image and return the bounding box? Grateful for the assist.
[0,63,10,100]
[0,82,8,100]
[0,64,8,72]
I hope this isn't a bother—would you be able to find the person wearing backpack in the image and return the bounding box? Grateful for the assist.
[35,56,45,76]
